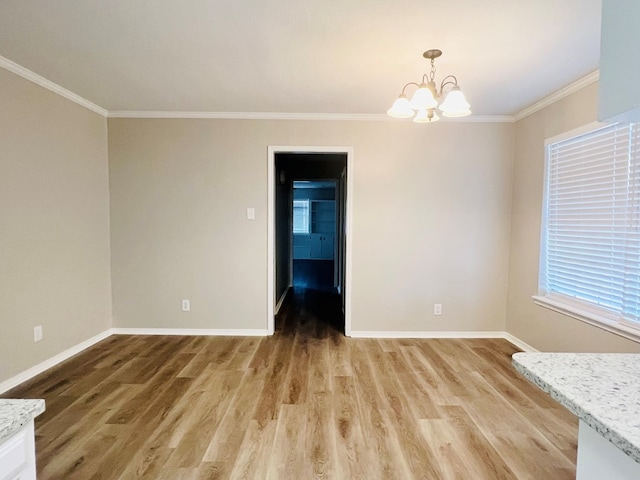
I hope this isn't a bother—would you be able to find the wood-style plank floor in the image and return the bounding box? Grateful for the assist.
[3,288,577,479]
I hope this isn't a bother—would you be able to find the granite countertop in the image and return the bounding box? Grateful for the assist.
[0,399,46,443]
[512,352,640,464]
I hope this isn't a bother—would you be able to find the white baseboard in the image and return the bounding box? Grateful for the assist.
[349,330,507,339]
[349,330,539,352]
[274,286,290,315]
[111,328,269,336]
[0,329,112,394]
[502,333,539,352]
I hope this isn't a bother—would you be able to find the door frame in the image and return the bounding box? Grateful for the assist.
[267,146,354,336]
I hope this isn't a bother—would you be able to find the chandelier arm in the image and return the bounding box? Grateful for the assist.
[439,75,459,93]
[400,82,420,95]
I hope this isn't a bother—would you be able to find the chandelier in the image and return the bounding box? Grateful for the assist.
[387,49,471,123]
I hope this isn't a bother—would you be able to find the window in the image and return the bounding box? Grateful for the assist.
[537,122,640,338]
[293,200,310,233]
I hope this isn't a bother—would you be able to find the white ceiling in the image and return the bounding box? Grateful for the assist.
[0,0,602,116]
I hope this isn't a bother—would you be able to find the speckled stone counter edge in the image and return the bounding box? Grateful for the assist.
[0,399,46,444]
[512,354,640,465]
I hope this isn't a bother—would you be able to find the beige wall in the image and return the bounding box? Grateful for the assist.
[507,81,640,353]
[108,119,514,333]
[4,58,635,391]
[0,69,112,384]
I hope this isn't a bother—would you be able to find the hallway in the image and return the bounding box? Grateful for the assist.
[275,287,344,336]
[292,259,334,292]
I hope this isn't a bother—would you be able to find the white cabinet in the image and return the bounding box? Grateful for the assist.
[309,235,322,258]
[293,233,310,259]
[0,420,36,480]
[320,234,334,259]
[309,234,334,259]
[294,233,334,260]
[575,420,640,480]
[293,199,335,260]
[599,0,640,122]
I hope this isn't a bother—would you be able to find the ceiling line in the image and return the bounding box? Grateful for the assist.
[0,55,108,116]
[513,71,600,121]
[0,54,596,124]
[107,111,515,123]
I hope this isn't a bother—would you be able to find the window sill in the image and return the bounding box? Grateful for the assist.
[532,295,640,344]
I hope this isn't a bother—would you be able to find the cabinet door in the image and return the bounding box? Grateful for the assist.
[0,421,36,480]
[320,235,334,259]
[293,234,311,259]
[309,234,323,258]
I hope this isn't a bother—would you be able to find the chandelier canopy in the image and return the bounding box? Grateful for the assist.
[387,49,471,123]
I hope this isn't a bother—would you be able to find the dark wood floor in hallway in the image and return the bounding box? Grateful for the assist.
[3,289,577,479]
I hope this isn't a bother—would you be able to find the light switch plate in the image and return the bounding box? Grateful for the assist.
[247,207,255,220]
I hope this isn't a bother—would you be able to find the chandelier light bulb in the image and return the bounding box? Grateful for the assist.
[413,109,429,123]
[439,86,471,117]
[387,94,415,118]
[410,84,437,111]
[413,109,439,123]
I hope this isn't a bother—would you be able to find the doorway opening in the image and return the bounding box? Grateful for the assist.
[292,179,337,292]
[267,147,352,336]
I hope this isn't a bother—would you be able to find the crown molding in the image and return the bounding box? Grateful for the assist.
[108,111,389,120]
[462,115,515,123]
[0,55,108,117]
[514,70,600,121]
[108,110,514,122]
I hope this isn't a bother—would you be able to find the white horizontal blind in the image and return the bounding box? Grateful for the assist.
[542,123,640,325]
[293,200,309,234]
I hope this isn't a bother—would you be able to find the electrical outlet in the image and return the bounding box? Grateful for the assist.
[181,299,190,312]
[34,325,43,342]
[434,304,442,316]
